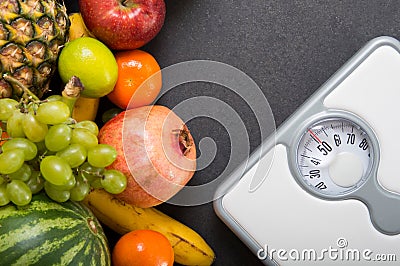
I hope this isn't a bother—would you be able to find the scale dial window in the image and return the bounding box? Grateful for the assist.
[295,117,374,198]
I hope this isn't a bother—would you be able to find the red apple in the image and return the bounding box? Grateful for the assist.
[98,105,197,208]
[78,0,166,50]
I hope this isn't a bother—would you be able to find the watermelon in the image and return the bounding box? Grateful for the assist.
[0,193,110,266]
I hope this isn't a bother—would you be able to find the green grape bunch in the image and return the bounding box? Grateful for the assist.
[0,82,127,206]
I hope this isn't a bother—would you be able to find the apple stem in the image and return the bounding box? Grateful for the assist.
[120,0,137,7]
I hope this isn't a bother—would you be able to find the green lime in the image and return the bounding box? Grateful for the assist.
[58,37,118,98]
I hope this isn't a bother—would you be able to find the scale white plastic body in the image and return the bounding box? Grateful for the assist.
[214,36,400,265]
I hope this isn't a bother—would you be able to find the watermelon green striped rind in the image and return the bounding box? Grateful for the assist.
[0,193,110,266]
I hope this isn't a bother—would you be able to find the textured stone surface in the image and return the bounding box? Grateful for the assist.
[66,1,400,265]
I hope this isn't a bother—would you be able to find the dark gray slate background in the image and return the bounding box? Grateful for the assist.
[65,1,400,265]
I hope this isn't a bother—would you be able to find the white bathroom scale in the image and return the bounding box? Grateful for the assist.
[214,36,400,265]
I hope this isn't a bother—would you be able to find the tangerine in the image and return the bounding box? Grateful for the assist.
[107,50,162,109]
[112,229,174,266]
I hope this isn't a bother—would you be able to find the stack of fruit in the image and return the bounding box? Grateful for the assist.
[0,0,215,265]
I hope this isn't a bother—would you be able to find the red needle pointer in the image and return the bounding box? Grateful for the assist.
[308,129,322,143]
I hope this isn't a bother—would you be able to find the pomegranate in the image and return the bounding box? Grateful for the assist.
[98,105,196,207]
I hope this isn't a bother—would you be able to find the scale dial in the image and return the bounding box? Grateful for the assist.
[296,117,374,198]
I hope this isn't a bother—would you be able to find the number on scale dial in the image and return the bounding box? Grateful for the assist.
[296,118,374,197]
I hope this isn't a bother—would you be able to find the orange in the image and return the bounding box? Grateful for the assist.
[107,50,162,109]
[112,229,174,266]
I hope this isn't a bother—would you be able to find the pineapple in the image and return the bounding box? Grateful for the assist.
[0,0,70,99]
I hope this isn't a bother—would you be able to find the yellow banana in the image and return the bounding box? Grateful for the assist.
[68,13,96,40]
[68,13,100,122]
[82,189,216,266]
[71,96,99,122]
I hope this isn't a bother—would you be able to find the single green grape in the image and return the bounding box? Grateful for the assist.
[44,181,70,203]
[75,120,99,136]
[71,128,98,149]
[35,101,70,125]
[25,171,45,194]
[0,149,25,174]
[45,95,63,102]
[2,138,38,160]
[45,124,72,151]
[40,156,73,186]
[0,184,10,206]
[0,98,19,121]
[79,162,104,182]
[6,180,32,206]
[8,163,32,182]
[87,144,117,168]
[56,144,87,168]
[7,111,25,138]
[70,174,90,201]
[101,169,127,194]
[22,113,48,142]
